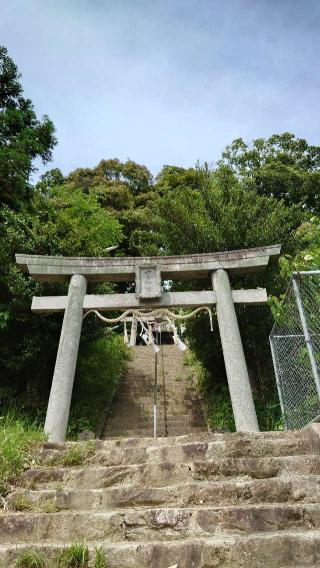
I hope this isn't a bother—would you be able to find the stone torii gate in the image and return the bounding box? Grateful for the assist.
[16,244,280,442]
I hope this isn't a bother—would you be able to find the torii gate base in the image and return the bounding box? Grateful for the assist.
[16,245,280,442]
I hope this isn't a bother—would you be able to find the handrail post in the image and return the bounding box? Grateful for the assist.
[154,350,158,439]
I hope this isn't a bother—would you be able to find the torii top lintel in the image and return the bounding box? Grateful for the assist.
[16,245,281,283]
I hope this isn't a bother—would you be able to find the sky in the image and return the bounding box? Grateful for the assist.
[1,0,320,178]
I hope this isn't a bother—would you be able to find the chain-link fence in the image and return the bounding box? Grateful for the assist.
[270,272,320,429]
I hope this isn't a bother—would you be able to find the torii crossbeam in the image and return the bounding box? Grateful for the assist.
[16,244,281,442]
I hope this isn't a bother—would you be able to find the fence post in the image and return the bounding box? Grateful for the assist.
[292,274,320,399]
[269,336,288,428]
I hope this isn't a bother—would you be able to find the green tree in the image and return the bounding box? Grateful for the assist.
[0,185,123,412]
[220,133,320,212]
[0,46,56,209]
[156,167,302,255]
[155,165,202,193]
[64,158,155,255]
[275,217,320,277]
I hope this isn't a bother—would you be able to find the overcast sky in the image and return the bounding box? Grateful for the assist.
[1,0,320,178]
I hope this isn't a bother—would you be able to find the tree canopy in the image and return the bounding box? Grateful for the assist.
[0,47,56,209]
[220,133,320,212]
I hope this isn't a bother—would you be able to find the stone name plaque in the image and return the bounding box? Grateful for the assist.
[135,265,162,299]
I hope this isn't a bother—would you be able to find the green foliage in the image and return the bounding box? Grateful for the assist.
[0,46,56,209]
[255,399,284,431]
[155,164,202,193]
[278,218,320,276]
[57,544,89,568]
[15,549,48,568]
[154,166,302,255]
[67,158,152,196]
[13,545,106,568]
[44,184,123,256]
[0,412,44,496]
[62,158,155,256]
[220,133,320,212]
[68,334,130,437]
[0,185,123,422]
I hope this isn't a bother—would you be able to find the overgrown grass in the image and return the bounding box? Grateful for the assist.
[9,493,60,513]
[0,334,130,442]
[94,547,107,568]
[10,493,35,512]
[57,544,89,568]
[9,545,107,568]
[15,549,48,568]
[47,442,96,467]
[0,412,45,496]
[189,349,284,432]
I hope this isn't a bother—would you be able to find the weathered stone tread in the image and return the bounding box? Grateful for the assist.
[2,406,320,566]
[1,530,320,567]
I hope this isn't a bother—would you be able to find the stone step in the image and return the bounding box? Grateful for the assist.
[100,431,222,447]
[2,503,320,545]
[102,426,208,438]
[42,428,308,450]
[105,412,205,421]
[9,475,320,511]
[108,402,203,411]
[114,386,195,394]
[111,401,200,409]
[111,399,203,407]
[1,530,320,567]
[103,420,206,428]
[3,426,320,567]
[119,372,190,379]
[107,343,206,436]
[22,455,320,490]
[120,376,194,382]
[99,429,304,446]
[118,371,194,379]
[125,362,189,370]
[103,419,206,430]
[40,430,311,463]
[94,437,312,464]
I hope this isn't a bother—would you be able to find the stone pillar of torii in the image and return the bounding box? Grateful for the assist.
[16,245,281,442]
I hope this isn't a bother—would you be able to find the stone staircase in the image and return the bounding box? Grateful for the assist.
[1,426,320,567]
[103,344,207,438]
